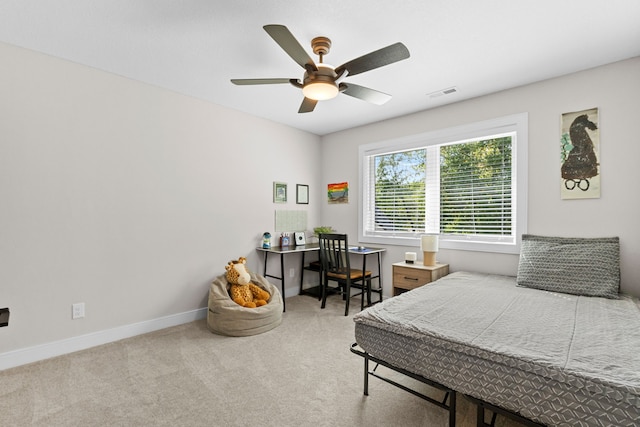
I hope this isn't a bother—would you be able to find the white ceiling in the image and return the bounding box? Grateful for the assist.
[1,0,639,136]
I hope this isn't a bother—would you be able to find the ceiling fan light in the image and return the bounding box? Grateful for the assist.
[302,81,339,101]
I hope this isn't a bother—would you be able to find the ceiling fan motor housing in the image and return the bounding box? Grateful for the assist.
[304,37,339,99]
[302,63,339,100]
[303,63,337,85]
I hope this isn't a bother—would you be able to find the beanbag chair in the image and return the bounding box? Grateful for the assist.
[207,272,283,336]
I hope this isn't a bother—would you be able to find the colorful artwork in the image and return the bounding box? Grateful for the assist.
[327,182,348,204]
[560,108,600,199]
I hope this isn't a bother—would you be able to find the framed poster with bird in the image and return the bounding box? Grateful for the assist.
[560,108,600,199]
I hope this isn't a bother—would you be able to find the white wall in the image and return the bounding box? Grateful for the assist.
[0,42,321,357]
[321,57,640,297]
[2,40,638,368]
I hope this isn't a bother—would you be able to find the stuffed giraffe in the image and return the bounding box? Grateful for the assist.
[225,257,270,308]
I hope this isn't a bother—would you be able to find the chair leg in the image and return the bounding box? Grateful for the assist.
[321,277,328,309]
[344,281,350,316]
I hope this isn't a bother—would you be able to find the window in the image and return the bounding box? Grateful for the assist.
[359,113,527,253]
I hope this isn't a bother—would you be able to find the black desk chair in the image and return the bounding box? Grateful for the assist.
[318,233,372,316]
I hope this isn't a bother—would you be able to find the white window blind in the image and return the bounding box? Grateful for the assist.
[371,148,426,233]
[439,137,512,237]
[358,113,527,253]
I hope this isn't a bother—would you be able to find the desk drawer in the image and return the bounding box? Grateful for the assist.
[393,266,433,291]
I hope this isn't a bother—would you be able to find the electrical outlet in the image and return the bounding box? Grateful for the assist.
[289,268,295,278]
[72,302,85,319]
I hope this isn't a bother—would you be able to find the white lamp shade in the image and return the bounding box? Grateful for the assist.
[302,81,339,100]
[421,235,439,252]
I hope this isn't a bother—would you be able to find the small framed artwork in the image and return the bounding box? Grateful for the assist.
[327,182,349,204]
[296,184,309,204]
[273,182,287,203]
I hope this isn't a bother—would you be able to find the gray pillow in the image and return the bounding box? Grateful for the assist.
[517,235,620,298]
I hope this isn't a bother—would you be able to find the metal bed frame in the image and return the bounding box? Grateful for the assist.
[350,343,546,427]
[465,395,545,427]
[350,343,457,426]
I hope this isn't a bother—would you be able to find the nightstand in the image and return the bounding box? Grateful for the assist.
[392,261,449,296]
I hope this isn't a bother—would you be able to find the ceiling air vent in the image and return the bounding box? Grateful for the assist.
[427,87,458,98]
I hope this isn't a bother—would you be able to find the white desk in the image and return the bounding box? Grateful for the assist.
[256,244,385,312]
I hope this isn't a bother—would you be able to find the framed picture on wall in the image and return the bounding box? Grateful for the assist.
[327,182,349,204]
[273,182,287,203]
[560,107,600,199]
[296,184,309,204]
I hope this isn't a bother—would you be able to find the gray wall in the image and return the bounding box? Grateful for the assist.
[1,39,638,365]
[0,42,321,356]
[321,56,640,297]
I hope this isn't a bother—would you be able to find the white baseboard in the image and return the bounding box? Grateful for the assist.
[0,307,208,371]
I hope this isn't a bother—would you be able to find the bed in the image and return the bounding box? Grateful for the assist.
[352,235,640,426]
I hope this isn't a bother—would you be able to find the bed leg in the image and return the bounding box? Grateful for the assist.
[477,403,484,426]
[475,401,498,427]
[449,391,456,427]
[363,353,370,396]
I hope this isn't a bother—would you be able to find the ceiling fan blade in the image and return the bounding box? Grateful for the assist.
[231,78,292,85]
[339,83,392,105]
[263,25,317,72]
[335,42,410,77]
[298,97,318,113]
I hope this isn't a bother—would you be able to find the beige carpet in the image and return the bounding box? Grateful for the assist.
[0,295,525,426]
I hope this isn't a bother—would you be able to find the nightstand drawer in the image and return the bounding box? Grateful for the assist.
[392,262,449,296]
[393,266,433,290]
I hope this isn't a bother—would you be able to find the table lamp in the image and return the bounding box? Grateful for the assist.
[421,234,439,266]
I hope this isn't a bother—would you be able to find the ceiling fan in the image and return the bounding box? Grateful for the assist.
[231,24,410,113]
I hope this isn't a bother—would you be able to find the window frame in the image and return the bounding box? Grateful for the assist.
[358,113,528,254]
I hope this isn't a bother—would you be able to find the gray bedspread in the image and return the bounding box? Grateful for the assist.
[353,271,640,426]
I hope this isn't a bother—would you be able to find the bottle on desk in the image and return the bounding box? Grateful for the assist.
[262,232,271,249]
